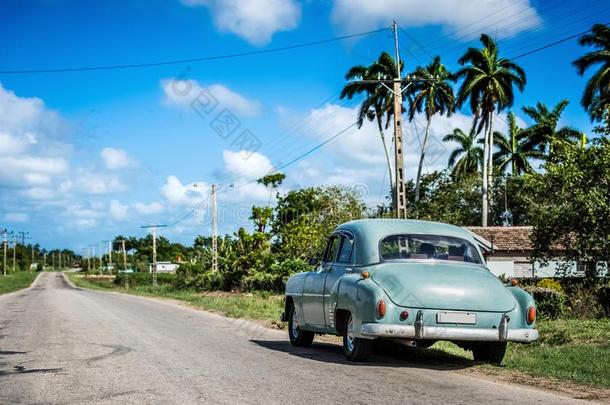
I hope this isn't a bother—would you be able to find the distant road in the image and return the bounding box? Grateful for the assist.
[0,272,584,404]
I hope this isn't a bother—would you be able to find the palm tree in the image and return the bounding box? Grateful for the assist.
[443,126,483,179]
[573,24,610,125]
[493,112,543,175]
[455,34,526,226]
[341,52,403,208]
[520,100,580,156]
[406,56,455,213]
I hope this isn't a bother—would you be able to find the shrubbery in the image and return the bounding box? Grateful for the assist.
[114,272,175,287]
[524,286,566,320]
[537,278,564,293]
[598,283,610,317]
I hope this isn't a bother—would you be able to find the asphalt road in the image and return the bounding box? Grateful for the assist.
[0,272,585,404]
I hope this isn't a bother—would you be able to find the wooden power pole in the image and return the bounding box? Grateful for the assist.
[141,225,166,286]
[392,21,407,219]
[211,184,218,273]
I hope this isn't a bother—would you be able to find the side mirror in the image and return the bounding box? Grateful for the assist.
[308,257,319,266]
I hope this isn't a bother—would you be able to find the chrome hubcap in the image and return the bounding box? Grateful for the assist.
[291,308,299,338]
[346,315,355,352]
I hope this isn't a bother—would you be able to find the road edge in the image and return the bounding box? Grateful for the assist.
[0,271,43,298]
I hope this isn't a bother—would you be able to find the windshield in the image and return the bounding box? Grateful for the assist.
[380,234,483,265]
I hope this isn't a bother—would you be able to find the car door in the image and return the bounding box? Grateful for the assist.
[323,232,355,327]
[302,235,340,326]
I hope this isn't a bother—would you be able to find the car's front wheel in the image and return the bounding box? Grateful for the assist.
[472,342,507,364]
[288,305,314,347]
[343,313,372,361]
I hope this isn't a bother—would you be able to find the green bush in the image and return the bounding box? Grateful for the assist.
[537,278,564,293]
[563,282,604,319]
[241,271,284,292]
[524,286,566,320]
[114,272,175,287]
[596,283,610,317]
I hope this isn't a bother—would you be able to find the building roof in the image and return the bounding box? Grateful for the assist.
[465,226,533,252]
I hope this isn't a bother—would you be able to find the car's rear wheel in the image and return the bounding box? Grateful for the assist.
[472,342,507,364]
[343,313,372,361]
[288,305,314,347]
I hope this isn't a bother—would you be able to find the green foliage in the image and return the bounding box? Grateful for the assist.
[0,272,38,295]
[525,139,610,276]
[406,170,481,224]
[273,186,365,259]
[536,278,564,293]
[524,286,566,320]
[598,283,610,317]
[114,272,175,287]
[564,282,604,319]
[573,23,610,126]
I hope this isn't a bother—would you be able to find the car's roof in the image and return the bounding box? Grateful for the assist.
[334,219,480,265]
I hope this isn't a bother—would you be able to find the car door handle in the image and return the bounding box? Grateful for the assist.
[345,268,353,273]
[323,265,332,272]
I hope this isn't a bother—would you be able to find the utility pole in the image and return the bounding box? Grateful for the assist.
[52,252,55,271]
[121,239,127,271]
[346,22,439,218]
[89,244,96,273]
[141,225,166,286]
[2,229,7,276]
[392,21,407,219]
[31,244,35,272]
[211,184,218,273]
[102,240,113,272]
[12,234,17,273]
[121,238,129,288]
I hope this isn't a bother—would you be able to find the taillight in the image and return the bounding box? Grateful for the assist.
[399,311,409,321]
[527,306,536,324]
[376,299,386,318]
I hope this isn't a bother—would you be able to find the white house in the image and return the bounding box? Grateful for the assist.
[148,261,179,273]
[466,226,608,278]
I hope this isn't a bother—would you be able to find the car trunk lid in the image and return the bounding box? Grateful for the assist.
[371,262,515,312]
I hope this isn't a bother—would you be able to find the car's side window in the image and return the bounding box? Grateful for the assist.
[336,234,354,264]
[323,235,341,263]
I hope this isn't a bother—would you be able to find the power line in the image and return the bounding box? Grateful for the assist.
[0,28,389,75]
[510,25,603,60]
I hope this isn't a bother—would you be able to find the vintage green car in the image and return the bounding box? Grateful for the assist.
[282,219,538,363]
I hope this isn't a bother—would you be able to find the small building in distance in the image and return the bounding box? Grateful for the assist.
[148,261,179,273]
[465,226,605,278]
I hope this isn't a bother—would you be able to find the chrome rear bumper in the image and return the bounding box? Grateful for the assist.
[361,313,538,343]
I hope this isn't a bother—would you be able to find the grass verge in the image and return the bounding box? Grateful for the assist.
[0,271,39,295]
[67,272,610,390]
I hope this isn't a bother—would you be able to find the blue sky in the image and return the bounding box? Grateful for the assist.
[0,0,607,252]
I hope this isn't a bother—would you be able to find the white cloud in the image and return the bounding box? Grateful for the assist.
[133,201,165,215]
[75,170,126,195]
[331,0,541,38]
[295,103,526,184]
[180,0,301,46]
[161,79,261,117]
[4,212,29,223]
[222,150,274,180]
[161,175,208,206]
[101,147,133,170]
[109,200,129,221]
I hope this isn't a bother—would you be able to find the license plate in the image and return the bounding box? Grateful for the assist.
[436,312,476,324]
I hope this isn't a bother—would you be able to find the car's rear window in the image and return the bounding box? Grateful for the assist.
[380,234,482,264]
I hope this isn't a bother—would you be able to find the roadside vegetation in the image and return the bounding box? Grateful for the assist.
[63,24,610,392]
[0,271,39,295]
